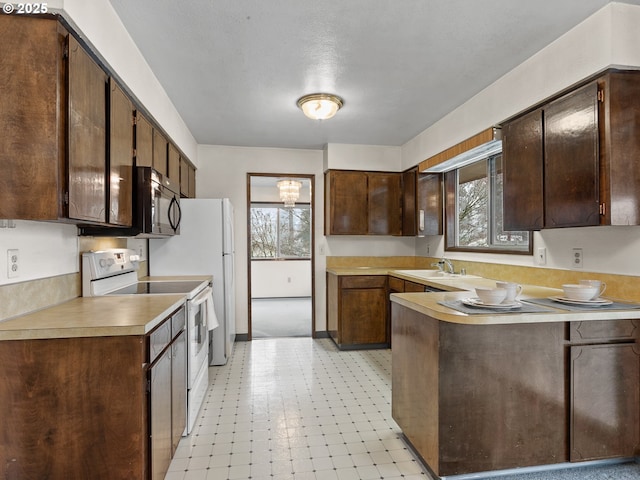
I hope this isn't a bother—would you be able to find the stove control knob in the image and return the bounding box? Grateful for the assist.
[99,258,115,268]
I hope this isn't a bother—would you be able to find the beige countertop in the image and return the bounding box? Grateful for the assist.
[391,282,640,325]
[327,267,640,325]
[0,295,186,341]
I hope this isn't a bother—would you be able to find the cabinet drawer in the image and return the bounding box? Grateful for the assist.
[404,281,426,292]
[149,319,172,363]
[569,320,638,343]
[341,276,387,289]
[171,306,186,339]
[388,276,404,292]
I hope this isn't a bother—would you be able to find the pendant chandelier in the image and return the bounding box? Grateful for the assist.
[277,179,302,207]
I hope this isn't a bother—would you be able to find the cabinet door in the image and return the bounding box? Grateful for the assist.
[108,79,133,226]
[602,72,640,225]
[340,287,387,345]
[153,130,168,176]
[188,163,196,198]
[417,173,443,236]
[171,331,187,454]
[68,35,108,223]
[544,82,600,227]
[150,348,172,480]
[368,172,401,235]
[135,111,153,167]
[0,16,64,220]
[570,343,640,461]
[168,143,180,186]
[327,171,368,234]
[180,158,189,197]
[503,109,544,230]
[402,169,417,235]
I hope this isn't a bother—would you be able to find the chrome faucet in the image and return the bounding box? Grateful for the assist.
[431,258,454,274]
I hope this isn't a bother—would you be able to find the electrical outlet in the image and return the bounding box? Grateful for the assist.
[7,249,19,278]
[536,247,546,265]
[572,248,583,269]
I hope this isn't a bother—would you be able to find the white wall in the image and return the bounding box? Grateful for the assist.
[251,261,312,298]
[325,144,402,171]
[410,3,640,277]
[0,221,78,285]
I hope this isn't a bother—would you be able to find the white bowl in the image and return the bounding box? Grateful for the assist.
[562,284,599,301]
[475,287,507,305]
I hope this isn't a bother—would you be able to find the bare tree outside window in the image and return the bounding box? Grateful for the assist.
[454,154,529,251]
[251,204,311,258]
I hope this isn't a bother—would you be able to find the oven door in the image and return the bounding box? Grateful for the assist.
[188,287,211,387]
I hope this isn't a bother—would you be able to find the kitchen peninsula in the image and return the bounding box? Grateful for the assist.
[389,274,640,478]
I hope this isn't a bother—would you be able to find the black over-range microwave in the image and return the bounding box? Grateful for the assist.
[134,167,181,237]
[79,167,181,237]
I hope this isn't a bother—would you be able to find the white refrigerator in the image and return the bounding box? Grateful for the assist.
[150,198,236,365]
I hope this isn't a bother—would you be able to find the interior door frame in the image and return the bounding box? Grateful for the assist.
[246,172,316,341]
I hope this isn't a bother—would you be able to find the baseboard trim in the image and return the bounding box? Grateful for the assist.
[314,331,330,339]
[235,333,249,342]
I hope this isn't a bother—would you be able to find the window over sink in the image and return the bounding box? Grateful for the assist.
[444,153,532,254]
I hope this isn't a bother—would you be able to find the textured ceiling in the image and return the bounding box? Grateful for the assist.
[108,0,640,149]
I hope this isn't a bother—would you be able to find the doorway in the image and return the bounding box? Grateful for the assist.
[247,173,315,340]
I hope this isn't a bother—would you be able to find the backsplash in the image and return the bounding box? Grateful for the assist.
[327,256,640,303]
[0,235,148,321]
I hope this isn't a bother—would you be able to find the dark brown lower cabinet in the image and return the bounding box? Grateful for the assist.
[0,306,186,480]
[150,346,172,480]
[327,273,389,349]
[391,303,640,477]
[569,320,640,462]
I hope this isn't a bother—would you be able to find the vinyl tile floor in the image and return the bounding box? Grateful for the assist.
[165,338,427,480]
[165,338,640,480]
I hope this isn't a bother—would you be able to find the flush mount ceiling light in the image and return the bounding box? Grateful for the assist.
[297,93,344,120]
[277,179,302,207]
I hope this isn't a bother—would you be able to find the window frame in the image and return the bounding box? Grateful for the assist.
[444,155,533,255]
[249,202,312,260]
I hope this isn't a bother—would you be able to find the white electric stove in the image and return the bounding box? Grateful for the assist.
[82,248,211,435]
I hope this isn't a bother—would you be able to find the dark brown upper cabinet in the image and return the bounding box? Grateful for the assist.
[153,129,168,177]
[503,70,640,230]
[325,170,401,235]
[67,35,109,223]
[0,15,66,221]
[325,170,369,235]
[401,168,443,236]
[544,82,600,228]
[0,15,115,225]
[503,109,544,231]
[417,172,443,236]
[108,79,134,226]
[167,142,180,186]
[368,172,401,235]
[180,157,197,198]
[134,110,154,168]
[401,169,417,235]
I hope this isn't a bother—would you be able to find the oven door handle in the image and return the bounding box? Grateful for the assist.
[192,286,213,306]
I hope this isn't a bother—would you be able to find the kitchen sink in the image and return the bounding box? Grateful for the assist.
[392,269,478,279]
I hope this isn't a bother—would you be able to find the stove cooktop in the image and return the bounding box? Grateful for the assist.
[106,281,206,295]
